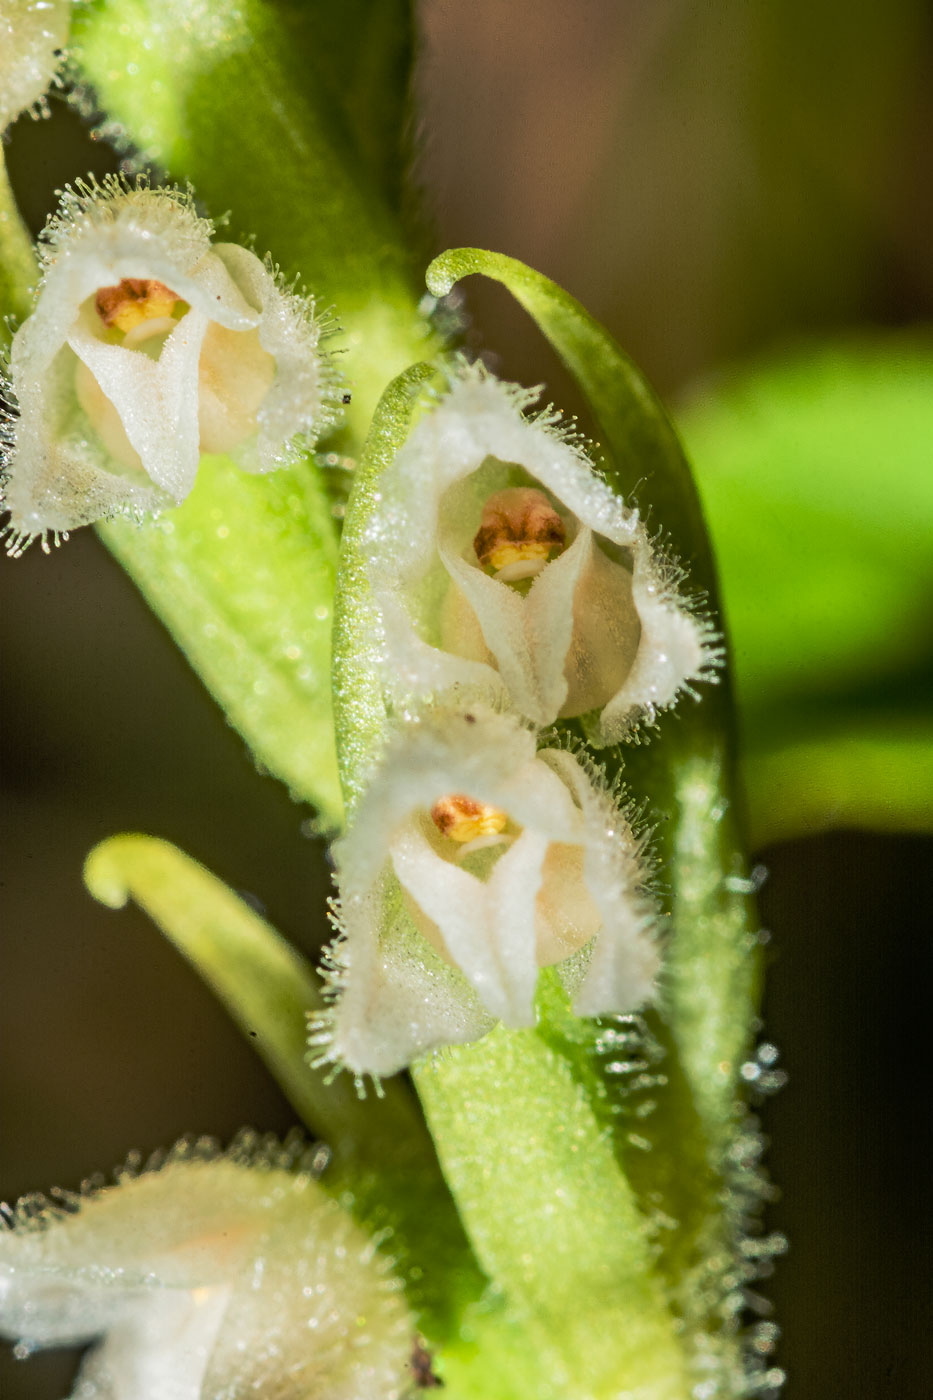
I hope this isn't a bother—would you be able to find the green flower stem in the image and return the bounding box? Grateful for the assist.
[535,978,723,1304]
[414,1028,691,1400]
[661,737,761,1149]
[83,833,484,1336]
[0,145,36,336]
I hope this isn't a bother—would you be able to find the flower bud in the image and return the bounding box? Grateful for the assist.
[1,0,69,132]
[1,179,341,552]
[0,1136,412,1399]
[316,709,660,1078]
[365,367,716,745]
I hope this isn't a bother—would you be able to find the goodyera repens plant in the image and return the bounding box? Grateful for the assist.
[0,8,782,1400]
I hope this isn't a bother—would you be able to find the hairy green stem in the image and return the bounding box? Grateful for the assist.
[0,145,36,336]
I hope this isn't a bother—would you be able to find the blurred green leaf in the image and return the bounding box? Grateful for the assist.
[679,336,933,843]
[84,832,484,1335]
[745,714,933,846]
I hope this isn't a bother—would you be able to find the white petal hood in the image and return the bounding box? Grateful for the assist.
[364,367,716,745]
[2,180,340,551]
[0,1139,412,1400]
[319,709,660,1079]
[0,0,69,132]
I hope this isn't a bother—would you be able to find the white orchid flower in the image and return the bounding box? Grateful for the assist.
[0,0,69,132]
[364,366,716,745]
[2,179,340,552]
[0,1139,412,1400]
[317,709,660,1079]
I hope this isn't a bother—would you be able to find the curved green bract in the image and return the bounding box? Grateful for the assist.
[332,362,441,816]
[84,832,483,1336]
[84,833,397,1159]
[98,453,344,828]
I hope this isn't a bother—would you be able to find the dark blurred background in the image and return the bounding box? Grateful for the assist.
[2,3,931,1397]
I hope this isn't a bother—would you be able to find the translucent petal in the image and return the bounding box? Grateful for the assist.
[363,366,714,741]
[0,0,69,130]
[323,710,659,1074]
[2,183,339,547]
[0,1151,412,1400]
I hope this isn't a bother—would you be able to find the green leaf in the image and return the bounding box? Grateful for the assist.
[97,453,344,828]
[83,833,484,1336]
[678,336,933,843]
[744,711,933,846]
[281,0,416,211]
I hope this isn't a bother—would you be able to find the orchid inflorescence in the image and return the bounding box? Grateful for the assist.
[0,10,771,1400]
[1,178,716,1078]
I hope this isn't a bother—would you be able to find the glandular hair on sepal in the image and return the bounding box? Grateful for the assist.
[0,1131,414,1400]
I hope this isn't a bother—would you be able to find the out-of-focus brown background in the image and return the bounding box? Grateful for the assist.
[2,3,931,1397]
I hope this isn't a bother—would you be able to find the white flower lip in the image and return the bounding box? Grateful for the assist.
[321,709,660,1079]
[2,180,340,551]
[0,0,70,132]
[0,1140,413,1400]
[365,366,717,745]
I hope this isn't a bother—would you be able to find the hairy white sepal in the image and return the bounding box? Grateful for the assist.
[320,709,660,1077]
[2,180,339,550]
[0,0,69,131]
[365,366,716,744]
[0,1138,412,1400]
